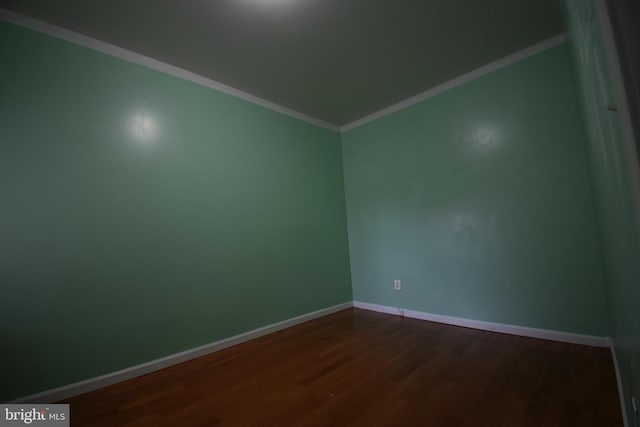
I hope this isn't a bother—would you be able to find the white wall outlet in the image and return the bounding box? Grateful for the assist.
[394,279,401,290]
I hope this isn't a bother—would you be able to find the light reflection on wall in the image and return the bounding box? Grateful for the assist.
[472,123,502,151]
[131,112,155,142]
[241,0,296,8]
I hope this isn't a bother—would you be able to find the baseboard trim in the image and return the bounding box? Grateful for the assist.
[353,301,610,348]
[610,342,630,427]
[9,302,353,404]
[8,300,613,403]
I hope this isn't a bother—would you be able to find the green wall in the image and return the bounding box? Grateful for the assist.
[565,0,640,423]
[342,44,611,336]
[1,8,630,409]
[0,21,352,402]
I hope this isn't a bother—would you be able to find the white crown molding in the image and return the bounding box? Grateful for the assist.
[8,302,353,403]
[0,8,339,132]
[340,34,568,132]
[353,301,611,348]
[1,9,570,136]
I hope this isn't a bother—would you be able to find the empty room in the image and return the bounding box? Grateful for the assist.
[1,0,639,426]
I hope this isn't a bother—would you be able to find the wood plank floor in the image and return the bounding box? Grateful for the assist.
[61,308,622,426]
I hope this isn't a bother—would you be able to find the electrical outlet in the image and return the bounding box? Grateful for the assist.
[394,279,401,290]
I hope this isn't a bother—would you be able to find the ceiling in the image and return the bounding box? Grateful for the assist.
[0,0,564,127]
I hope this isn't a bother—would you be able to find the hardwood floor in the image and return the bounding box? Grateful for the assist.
[61,308,622,426]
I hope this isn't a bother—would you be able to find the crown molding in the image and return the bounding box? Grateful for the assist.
[1,9,569,135]
[0,8,340,132]
[341,34,567,132]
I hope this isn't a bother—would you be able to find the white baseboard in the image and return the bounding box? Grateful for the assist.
[353,301,611,348]
[9,302,353,404]
[9,300,614,403]
[611,343,630,427]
